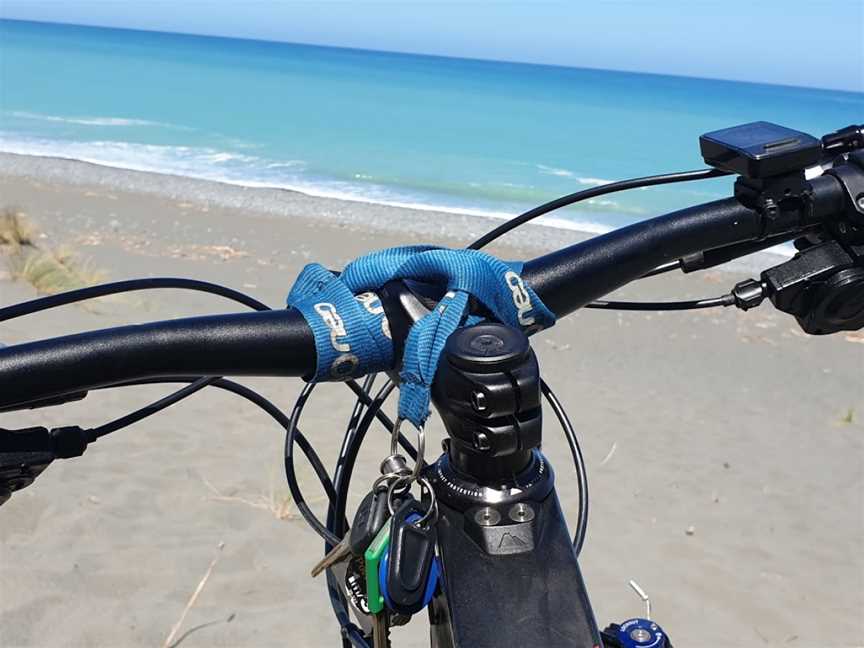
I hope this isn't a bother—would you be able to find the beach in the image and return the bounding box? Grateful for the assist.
[0,152,862,648]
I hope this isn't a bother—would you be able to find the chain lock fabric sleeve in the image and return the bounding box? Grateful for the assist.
[286,246,556,426]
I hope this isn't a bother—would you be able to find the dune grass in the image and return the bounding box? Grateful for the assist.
[0,206,37,248]
[1,207,105,294]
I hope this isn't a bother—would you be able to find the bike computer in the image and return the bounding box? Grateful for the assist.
[700,121,822,178]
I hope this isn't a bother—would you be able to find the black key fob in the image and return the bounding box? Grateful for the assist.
[349,489,391,556]
[385,498,438,615]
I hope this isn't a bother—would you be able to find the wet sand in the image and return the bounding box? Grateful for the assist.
[0,154,862,648]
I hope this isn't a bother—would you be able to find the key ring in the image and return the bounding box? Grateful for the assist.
[412,476,438,528]
[372,469,410,494]
[390,416,425,483]
[386,474,438,528]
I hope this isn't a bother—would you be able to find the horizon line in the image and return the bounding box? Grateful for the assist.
[2,17,861,95]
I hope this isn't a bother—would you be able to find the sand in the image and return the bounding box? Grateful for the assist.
[0,153,862,648]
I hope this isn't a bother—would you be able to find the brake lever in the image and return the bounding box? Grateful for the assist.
[0,425,91,507]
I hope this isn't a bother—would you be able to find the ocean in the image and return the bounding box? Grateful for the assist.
[1,19,862,234]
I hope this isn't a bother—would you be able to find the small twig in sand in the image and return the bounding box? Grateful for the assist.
[201,475,272,510]
[165,613,236,648]
[162,541,225,648]
[599,442,618,466]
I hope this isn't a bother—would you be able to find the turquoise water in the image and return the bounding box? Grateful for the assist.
[1,19,862,232]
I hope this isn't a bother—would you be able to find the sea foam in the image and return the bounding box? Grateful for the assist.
[9,111,182,129]
[0,134,617,236]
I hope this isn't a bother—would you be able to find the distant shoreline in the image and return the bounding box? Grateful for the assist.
[0,151,790,272]
[0,136,620,236]
[0,151,604,246]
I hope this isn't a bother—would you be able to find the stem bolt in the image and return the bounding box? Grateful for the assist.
[474,507,501,526]
[508,503,535,523]
[472,431,491,451]
[470,390,487,412]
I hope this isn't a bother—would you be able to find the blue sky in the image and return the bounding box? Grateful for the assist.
[1,0,862,92]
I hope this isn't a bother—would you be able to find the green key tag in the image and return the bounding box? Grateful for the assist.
[364,518,392,614]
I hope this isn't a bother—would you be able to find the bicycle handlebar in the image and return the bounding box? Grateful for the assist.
[0,173,848,410]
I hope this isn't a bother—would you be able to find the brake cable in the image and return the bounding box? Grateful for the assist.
[468,167,731,250]
[0,276,270,322]
[89,377,215,438]
[95,377,345,543]
[586,295,734,311]
[469,167,751,311]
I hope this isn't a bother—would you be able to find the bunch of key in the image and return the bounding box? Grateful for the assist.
[312,456,441,648]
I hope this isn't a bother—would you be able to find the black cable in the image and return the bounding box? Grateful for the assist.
[541,380,588,556]
[640,260,681,279]
[95,377,342,546]
[329,375,378,541]
[284,375,409,646]
[322,378,394,648]
[332,381,396,546]
[326,375,377,648]
[4,273,358,622]
[319,378,396,648]
[15,277,270,460]
[57,281,351,542]
[0,277,270,322]
[328,567,361,648]
[585,295,734,311]
[468,169,736,310]
[283,381,343,546]
[90,377,215,438]
[281,378,371,646]
[468,168,731,250]
[342,624,371,648]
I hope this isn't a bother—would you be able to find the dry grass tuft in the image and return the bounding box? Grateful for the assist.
[201,475,299,521]
[0,207,38,249]
[200,467,324,522]
[1,208,105,294]
[7,245,105,295]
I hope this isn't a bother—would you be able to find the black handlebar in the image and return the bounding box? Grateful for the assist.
[0,310,315,409]
[0,172,849,410]
[522,197,760,315]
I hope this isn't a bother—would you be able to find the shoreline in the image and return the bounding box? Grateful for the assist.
[0,143,618,234]
[0,151,790,272]
[0,151,597,251]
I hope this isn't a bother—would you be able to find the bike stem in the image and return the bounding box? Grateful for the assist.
[425,323,603,648]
